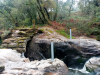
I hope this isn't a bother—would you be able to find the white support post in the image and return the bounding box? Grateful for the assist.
[70,29,72,39]
[21,53,25,58]
[51,42,54,61]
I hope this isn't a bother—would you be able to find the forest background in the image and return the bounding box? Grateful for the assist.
[0,0,100,40]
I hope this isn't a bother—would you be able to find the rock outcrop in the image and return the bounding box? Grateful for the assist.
[68,39,100,57]
[25,36,100,68]
[20,27,100,68]
[2,27,100,69]
[36,27,100,58]
[33,38,100,58]
[0,49,68,75]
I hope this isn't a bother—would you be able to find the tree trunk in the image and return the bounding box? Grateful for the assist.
[0,11,19,27]
[37,10,45,24]
[68,0,73,17]
[54,0,58,21]
[37,6,46,23]
[26,9,33,25]
[44,7,50,20]
[37,0,52,25]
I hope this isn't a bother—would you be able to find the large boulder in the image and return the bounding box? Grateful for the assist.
[0,49,24,74]
[68,39,100,57]
[34,38,100,58]
[0,49,68,75]
[85,57,100,74]
[0,49,24,65]
[3,59,68,75]
[25,38,100,68]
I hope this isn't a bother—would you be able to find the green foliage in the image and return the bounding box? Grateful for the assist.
[56,30,70,38]
[0,0,60,29]
[23,18,31,26]
[96,35,100,41]
[35,24,47,28]
[0,45,3,48]
[0,0,38,28]
[86,31,91,36]
[70,14,90,21]
[0,37,2,45]
[78,0,100,21]
[2,30,11,36]
[86,67,94,72]
[0,0,100,40]
[77,58,83,63]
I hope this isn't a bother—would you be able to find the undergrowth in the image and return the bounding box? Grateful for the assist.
[56,30,74,39]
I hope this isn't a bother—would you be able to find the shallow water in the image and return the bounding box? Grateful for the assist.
[68,68,95,75]
[67,56,100,75]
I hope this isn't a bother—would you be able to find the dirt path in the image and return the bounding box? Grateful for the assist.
[37,26,95,42]
[37,27,68,42]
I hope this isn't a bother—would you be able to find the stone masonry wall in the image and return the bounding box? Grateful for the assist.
[2,28,39,53]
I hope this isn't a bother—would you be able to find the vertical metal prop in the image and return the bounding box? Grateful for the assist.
[21,53,24,58]
[70,29,72,39]
[51,42,54,61]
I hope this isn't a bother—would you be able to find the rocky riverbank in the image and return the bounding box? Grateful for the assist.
[0,49,68,75]
[1,28,42,53]
[1,27,100,74]
[24,27,100,69]
[85,57,100,74]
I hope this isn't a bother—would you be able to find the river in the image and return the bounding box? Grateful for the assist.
[68,69,94,75]
[67,57,99,75]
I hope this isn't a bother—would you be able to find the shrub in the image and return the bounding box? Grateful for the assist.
[51,21,66,30]
[0,36,2,45]
[96,35,100,41]
[52,18,100,37]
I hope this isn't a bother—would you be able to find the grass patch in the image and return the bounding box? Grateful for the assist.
[35,24,48,28]
[0,39,2,45]
[39,28,45,32]
[70,15,90,20]
[56,30,74,39]
[15,24,47,29]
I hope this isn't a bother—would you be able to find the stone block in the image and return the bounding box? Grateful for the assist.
[3,38,15,44]
[18,43,26,48]
[17,40,25,43]
[2,44,8,48]
[17,48,26,53]
[8,43,18,48]
[23,58,30,62]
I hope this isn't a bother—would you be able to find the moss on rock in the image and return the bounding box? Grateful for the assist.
[8,43,18,48]
[18,43,26,48]
[17,48,26,53]
[1,27,40,53]
[18,31,28,37]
